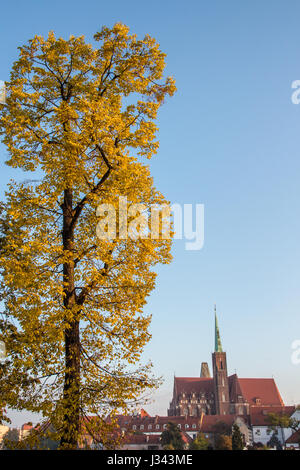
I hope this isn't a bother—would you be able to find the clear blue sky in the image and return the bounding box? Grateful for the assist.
[1,0,300,425]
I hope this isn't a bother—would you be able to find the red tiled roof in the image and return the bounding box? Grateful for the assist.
[200,414,238,432]
[124,434,161,445]
[250,406,296,426]
[21,424,33,431]
[181,431,193,444]
[286,429,300,444]
[116,413,248,434]
[236,378,284,406]
[175,377,214,396]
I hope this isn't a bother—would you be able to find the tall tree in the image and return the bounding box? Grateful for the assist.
[231,423,244,450]
[0,24,175,449]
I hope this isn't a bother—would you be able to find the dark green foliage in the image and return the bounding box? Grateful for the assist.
[161,422,184,450]
[232,423,244,450]
[267,432,282,450]
[189,432,210,450]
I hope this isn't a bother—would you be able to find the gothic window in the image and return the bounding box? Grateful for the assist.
[220,360,223,369]
[222,392,225,402]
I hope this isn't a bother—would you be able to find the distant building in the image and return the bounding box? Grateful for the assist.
[115,409,251,447]
[0,424,9,445]
[20,422,33,440]
[168,306,286,418]
[251,407,300,447]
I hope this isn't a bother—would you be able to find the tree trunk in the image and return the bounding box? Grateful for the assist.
[60,188,80,449]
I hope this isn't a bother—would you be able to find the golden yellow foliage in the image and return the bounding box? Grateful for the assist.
[0,24,175,449]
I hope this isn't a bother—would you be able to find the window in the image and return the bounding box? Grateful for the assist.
[185,424,189,429]
[255,429,261,435]
[178,424,181,429]
[133,425,136,430]
[163,424,167,429]
[222,392,225,402]
[148,424,152,430]
[192,424,196,429]
[156,424,160,430]
[140,425,144,430]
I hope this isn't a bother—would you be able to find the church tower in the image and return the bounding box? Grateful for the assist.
[212,306,230,415]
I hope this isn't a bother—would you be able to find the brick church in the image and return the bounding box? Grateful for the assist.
[168,307,284,417]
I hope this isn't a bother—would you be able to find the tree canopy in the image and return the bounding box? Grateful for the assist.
[0,23,175,449]
[231,423,244,450]
[189,432,210,450]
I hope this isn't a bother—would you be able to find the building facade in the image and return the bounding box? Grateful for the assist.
[168,307,286,418]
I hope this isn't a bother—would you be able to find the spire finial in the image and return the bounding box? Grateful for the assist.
[214,304,223,352]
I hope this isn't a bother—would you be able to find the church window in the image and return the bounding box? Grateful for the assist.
[220,361,223,369]
[222,392,225,402]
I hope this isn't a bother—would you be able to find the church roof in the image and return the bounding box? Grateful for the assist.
[236,378,284,406]
[174,377,214,396]
[174,374,284,407]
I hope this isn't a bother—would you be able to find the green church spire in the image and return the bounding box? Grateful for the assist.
[214,304,223,352]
